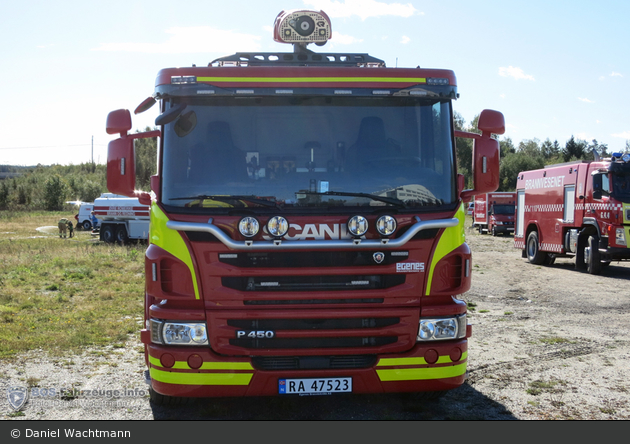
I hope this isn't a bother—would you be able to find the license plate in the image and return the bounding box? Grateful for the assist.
[278,377,352,395]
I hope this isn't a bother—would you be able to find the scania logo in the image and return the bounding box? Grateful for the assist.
[373,252,385,264]
[262,223,355,241]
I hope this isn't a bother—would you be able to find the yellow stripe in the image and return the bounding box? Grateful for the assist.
[150,204,200,299]
[149,355,253,370]
[425,203,466,294]
[150,368,253,386]
[376,351,467,367]
[376,362,467,382]
[197,76,426,84]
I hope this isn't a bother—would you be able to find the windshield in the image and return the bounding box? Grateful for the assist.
[611,172,630,202]
[160,96,456,212]
[492,205,515,215]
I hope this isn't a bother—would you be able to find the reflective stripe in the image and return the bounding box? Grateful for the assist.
[150,368,253,386]
[149,355,253,370]
[376,351,468,367]
[376,362,467,381]
[425,203,466,294]
[197,76,427,84]
[150,204,200,299]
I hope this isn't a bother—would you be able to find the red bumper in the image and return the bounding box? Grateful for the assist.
[143,332,469,398]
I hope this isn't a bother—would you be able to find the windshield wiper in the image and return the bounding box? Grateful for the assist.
[170,195,280,208]
[299,191,407,208]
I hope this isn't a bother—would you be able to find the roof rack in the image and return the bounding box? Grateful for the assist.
[210,49,386,68]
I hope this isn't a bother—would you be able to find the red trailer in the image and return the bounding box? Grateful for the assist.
[515,156,630,274]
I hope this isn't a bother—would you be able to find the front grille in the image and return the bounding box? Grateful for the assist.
[210,308,417,355]
[222,275,405,292]
[230,336,397,349]
[252,355,377,370]
[244,298,383,305]
[228,317,399,330]
[218,251,409,268]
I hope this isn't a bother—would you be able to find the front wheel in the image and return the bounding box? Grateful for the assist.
[585,235,602,275]
[149,386,189,406]
[82,220,92,230]
[526,231,546,265]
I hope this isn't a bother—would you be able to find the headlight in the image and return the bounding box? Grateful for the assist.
[417,315,466,341]
[495,221,503,225]
[616,228,626,246]
[376,215,397,236]
[150,320,208,346]
[239,217,259,238]
[267,216,289,237]
[347,215,368,237]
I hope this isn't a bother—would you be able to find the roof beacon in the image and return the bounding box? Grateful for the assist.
[273,10,332,50]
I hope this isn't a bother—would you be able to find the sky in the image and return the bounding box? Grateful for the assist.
[1,0,629,166]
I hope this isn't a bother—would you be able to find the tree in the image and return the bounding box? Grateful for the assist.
[563,135,587,162]
[43,174,68,211]
[517,139,541,157]
[498,151,545,191]
[135,127,158,191]
[454,112,473,187]
[586,139,608,160]
[0,181,9,209]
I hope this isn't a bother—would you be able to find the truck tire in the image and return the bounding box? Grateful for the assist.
[101,225,115,244]
[526,231,546,265]
[149,386,189,406]
[400,390,446,403]
[586,235,602,275]
[492,227,497,236]
[82,220,92,230]
[116,226,129,244]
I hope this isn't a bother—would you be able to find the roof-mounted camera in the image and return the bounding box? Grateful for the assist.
[273,10,332,50]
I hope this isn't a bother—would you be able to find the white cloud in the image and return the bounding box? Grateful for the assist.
[500,93,506,99]
[578,97,594,103]
[332,32,363,44]
[304,0,419,20]
[612,131,630,139]
[400,36,410,44]
[92,27,262,54]
[611,71,623,77]
[498,66,535,81]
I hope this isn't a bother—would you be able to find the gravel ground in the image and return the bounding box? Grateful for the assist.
[2,221,629,420]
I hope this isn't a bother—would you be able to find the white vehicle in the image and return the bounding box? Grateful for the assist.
[93,193,150,243]
[74,202,97,230]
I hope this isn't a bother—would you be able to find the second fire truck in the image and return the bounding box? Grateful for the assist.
[515,154,630,274]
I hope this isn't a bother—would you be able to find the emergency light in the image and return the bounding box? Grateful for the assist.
[273,10,332,46]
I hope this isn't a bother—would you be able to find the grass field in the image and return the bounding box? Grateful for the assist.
[0,211,145,359]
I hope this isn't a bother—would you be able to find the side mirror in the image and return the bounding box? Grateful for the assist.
[477,109,505,137]
[106,109,161,199]
[106,109,132,136]
[457,109,504,201]
[107,137,136,197]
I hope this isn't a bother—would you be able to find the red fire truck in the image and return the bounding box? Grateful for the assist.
[473,192,516,236]
[515,154,630,274]
[105,10,505,404]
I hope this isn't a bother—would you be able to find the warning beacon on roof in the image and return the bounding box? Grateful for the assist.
[273,10,332,46]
